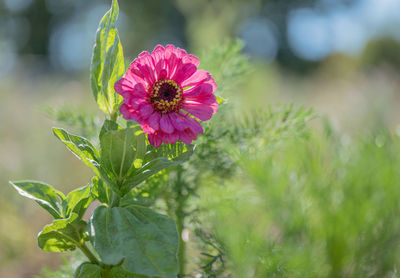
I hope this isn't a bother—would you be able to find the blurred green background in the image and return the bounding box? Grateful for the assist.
[1,0,400,277]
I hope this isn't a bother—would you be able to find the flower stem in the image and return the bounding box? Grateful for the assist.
[78,242,100,265]
[175,166,186,277]
[110,189,121,207]
[101,267,111,278]
[110,111,118,122]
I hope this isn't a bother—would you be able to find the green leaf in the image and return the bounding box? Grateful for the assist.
[100,127,146,183]
[120,144,194,194]
[53,128,101,175]
[109,266,137,278]
[89,205,179,278]
[120,171,167,208]
[92,176,110,204]
[99,119,121,140]
[38,213,86,252]
[147,142,194,162]
[90,0,125,115]
[10,180,65,219]
[119,191,153,208]
[75,263,102,278]
[62,184,93,218]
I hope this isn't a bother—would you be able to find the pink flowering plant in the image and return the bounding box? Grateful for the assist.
[116,45,218,148]
[10,1,220,277]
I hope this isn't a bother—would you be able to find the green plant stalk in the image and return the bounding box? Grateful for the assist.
[110,111,118,123]
[175,166,186,277]
[110,189,121,207]
[101,267,111,278]
[78,242,100,265]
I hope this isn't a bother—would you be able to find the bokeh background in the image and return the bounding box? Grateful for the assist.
[1,0,400,277]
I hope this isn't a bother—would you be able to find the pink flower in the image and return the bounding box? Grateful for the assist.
[115,44,218,147]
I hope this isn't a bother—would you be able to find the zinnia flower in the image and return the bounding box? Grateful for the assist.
[115,44,218,147]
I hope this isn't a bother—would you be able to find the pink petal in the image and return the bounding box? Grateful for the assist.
[139,103,154,119]
[141,123,155,134]
[173,63,197,84]
[206,77,217,92]
[181,101,214,121]
[114,77,134,94]
[148,133,162,148]
[169,113,188,131]
[162,131,179,144]
[135,64,155,86]
[179,129,197,144]
[182,54,200,67]
[151,45,165,59]
[210,101,218,113]
[160,114,174,134]
[151,45,166,80]
[175,47,188,58]
[130,51,156,85]
[128,97,146,110]
[186,93,217,105]
[130,83,147,97]
[185,117,203,134]
[120,104,139,122]
[148,112,161,131]
[118,83,147,103]
[165,45,179,78]
[183,83,214,98]
[127,67,148,87]
[158,69,168,79]
[124,68,148,87]
[181,70,216,91]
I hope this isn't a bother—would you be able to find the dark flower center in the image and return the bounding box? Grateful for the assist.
[159,84,176,101]
[149,79,183,114]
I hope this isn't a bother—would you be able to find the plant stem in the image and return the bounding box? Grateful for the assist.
[110,189,121,207]
[110,111,118,122]
[175,166,186,277]
[79,242,100,265]
[101,267,111,278]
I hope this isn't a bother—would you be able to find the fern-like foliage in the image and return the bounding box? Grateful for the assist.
[41,105,100,140]
[34,252,85,278]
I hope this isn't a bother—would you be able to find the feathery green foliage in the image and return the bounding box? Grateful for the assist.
[42,105,99,140]
[199,126,400,277]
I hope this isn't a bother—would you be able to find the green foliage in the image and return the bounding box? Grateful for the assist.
[100,126,146,184]
[38,213,86,252]
[52,121,193,201]
[200,40,250,96]
[42,105,99,140]
[9,4,400,276]
[120,172,168,207]
[10,181,65,219]
[92,176,110,205]
[10,181,93,254]
[90,0,125,116]
[119,143,194,195]
[62,185,93,219]
[236,104,314,141]
[10,0,196,277]
[109,266,137,278]
[10,181,92,219]
[35,252,86,278]
[52,128,101,175]
[99,119,122,139]
[198,128,400,277]
[88,205,179,278]
[194,227,227,278]
[75,263,102,278]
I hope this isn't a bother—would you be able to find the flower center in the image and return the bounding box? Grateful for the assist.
[149,79,182,113]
